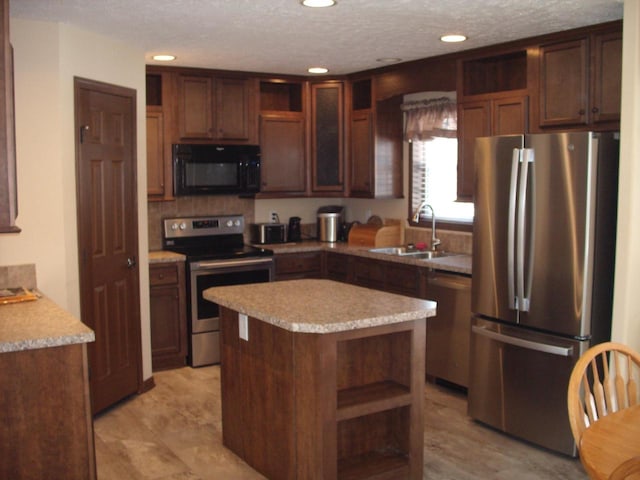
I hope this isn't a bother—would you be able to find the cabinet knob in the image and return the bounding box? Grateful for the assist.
[592,107,599,113]
[578,109,586,115]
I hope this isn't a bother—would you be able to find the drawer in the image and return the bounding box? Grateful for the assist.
[149,264,178,286]
[275,252,322,275]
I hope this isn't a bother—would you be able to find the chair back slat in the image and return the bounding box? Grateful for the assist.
[628,355,638,407]
[603,351,617,412]
[614,351,628,410]
[592,360,608,418]
[568,342,640,447]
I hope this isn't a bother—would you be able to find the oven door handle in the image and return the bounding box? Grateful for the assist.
[191,257,273,270]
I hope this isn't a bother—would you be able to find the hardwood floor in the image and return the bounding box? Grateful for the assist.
[94,366,587,479]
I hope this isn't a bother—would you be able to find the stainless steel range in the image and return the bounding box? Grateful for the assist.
[162,215,274,367]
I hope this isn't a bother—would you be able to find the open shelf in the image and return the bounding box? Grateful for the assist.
[462,50,527,96]
[337,406,411,480]
[337,381,411,421]
[260,81,303,112]
[338,450,410,480]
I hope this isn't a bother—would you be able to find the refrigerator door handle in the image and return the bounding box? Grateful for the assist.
[472,325,573,357]
[516,148,534,312]
[508,148,521,310]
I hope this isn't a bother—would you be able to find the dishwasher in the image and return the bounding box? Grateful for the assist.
[425,270,472,388]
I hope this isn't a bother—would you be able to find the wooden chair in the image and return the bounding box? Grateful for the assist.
[568,342,640,479]
[609,456,640,480]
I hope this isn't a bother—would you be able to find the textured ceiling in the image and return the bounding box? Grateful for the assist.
[11,0,624,76]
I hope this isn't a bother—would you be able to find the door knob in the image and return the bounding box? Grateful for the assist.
[127,257,137,268]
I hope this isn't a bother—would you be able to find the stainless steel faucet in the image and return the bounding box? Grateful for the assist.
[411,202,441,250]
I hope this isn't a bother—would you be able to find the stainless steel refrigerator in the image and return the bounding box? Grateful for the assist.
[468,132,619,456]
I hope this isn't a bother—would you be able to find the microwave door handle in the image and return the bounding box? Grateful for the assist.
[508,148,520,310]
[472,325,573,357]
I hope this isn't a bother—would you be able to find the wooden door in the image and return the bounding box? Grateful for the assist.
[349,110,373,197]
[493,96,528,135]
[216,77,252,141]
[178,74,214,140]
[259,113,306,193]
[74,77,142,414]
[538,38,589,127]
[591,31,622,125]
[311,82,344,193]
[457,100,490,201]
[146,109,165,197]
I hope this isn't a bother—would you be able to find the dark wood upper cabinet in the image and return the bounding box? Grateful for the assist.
[591,31,622,125]
[177,73,257,143]
[259,113,306,194]
[538,38,589,127]
[146,110,165,197]
[310,81,344,194]
[349,77,403,199]
[0,0,18,232]
[457,96,528,201]
[538,27,621,129]
[258,79,307,196]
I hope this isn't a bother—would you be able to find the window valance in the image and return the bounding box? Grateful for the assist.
[402,97,457,141]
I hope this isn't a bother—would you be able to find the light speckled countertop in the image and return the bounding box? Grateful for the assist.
[149,250,186,264]
[0,295,95,353]
[149,242,471,275]
[259,241,472,276]
[204,278,436,334]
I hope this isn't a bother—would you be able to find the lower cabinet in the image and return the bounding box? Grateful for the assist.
[425,271,472,388]
[274,251,323,280]
[149,262,187,371]
[0,343,96,479]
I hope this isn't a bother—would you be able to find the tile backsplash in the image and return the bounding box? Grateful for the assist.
[404,226,472,255]
[147,196,256,251]
[0,264,37,290]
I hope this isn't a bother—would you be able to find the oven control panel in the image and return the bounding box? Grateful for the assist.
[163,215,244,239]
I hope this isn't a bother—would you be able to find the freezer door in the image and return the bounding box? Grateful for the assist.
[521,133,595,336]
[468,317,587,456]
[472,135,523,324]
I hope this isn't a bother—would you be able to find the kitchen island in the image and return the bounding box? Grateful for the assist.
[204,278,436,480]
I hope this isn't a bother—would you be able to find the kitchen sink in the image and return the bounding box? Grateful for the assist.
[369,247,455,259]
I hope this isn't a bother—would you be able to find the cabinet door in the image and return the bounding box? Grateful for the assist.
[492,96,528,135]
[146,110,165,197]
[591,31,622,125]
[311,82,344,193]
[149,263,187,371]
[274,252,322,280]
[538,38,589,127]
[457,101,490,201]
[178,74,214,140]
[349,110,373,197]
[216,77,253,141]
[259,113,306,193]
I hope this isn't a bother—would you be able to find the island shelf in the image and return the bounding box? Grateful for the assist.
[205,279,436,480]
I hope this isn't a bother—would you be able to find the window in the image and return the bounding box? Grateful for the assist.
[410,138,474,225]
[403,94,473,227]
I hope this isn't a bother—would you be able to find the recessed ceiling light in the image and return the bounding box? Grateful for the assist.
[301,0,336,7]
[440,34,467,43]
[376,57,402,63]
[308,67,329,74]
[152,54,176,61]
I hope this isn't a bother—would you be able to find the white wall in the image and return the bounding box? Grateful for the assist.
[612,0,640,351]
[2,19,153,380]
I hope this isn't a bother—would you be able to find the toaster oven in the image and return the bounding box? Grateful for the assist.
[250,223,287,244]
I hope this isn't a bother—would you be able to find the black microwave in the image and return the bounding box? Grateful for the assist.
[173,144,261,196]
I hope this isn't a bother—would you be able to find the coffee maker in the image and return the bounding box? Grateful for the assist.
[287,216,301,242]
